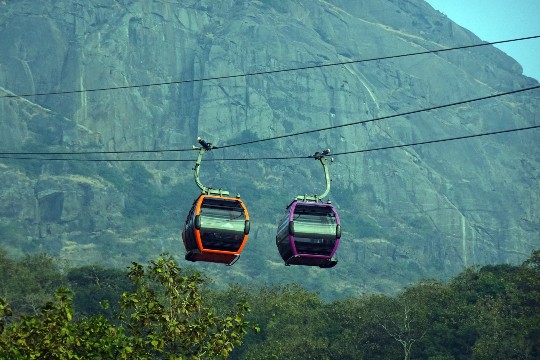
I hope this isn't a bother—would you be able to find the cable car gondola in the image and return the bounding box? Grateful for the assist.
[275,149,340,268]
[182,138,250,265]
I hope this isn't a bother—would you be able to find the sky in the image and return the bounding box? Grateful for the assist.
[425,0,540,81]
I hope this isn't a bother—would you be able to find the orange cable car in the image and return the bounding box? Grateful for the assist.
[182,138,250,265]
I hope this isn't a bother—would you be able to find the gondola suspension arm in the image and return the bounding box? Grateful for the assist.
[297,149,333,202]
[193,137,230,196]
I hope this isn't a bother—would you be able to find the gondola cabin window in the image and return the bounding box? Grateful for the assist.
[291,204,338,255]
[198,198,246,252]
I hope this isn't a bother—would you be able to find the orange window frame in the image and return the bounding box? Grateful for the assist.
[193,194,250,256]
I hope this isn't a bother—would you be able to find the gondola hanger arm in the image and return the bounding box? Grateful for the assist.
[296,149,333,202]
[193,137,229,196]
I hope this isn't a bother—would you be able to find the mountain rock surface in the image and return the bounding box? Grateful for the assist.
[0,0,538,297]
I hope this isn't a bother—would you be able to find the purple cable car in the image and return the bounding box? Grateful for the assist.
[276,200,340,267]
[275,150,340,268]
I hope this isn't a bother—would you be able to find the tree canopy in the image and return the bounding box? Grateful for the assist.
[1,249,539,359]
[0,254,253,359]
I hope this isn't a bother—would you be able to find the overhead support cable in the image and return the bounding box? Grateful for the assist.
[1,84,538,157]
[1,124,538,162]
[330,124,540,156]
[0,35,538,99]
[214,85,540,149]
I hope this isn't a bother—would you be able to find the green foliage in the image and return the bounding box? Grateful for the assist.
[97,163,129,191]
[221,284,329,360]
[0,220,30,255]
[448,253,540,359]
[226,251,540,360]
[117,255,253,358]
[67,265,133,318]
[523,249,540,271]
[0,250,65,317]
[1,248,539,359]
[0,221,24,243]
[0,289,78,359]
[0,254,253,359]
[0,288,127,359]
[125,163,153,184]
[65,160,98,177]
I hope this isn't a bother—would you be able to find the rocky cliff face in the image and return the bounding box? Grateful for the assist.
[0,0,538,296]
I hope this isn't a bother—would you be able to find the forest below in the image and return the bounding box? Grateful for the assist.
[1,247,539,359]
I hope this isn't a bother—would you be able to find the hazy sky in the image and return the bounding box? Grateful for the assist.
[426,0,540,81]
